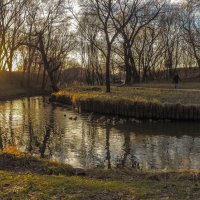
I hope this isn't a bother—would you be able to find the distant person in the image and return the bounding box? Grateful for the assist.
[173,74,180,89]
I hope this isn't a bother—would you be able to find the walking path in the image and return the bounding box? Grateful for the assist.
[133,86,200,93]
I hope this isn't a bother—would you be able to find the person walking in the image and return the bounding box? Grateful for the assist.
[173,74,180,89]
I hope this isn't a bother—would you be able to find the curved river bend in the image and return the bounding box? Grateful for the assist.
[1,97,200,171]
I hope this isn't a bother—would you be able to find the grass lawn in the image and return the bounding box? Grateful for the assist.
[133,82,200,90]
[1,170,200,200]
[0,170,139,200]
[113,86,200,105]
[54,86,200,105]
[1,147,200,199]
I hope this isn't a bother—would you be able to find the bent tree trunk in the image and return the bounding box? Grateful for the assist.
[41,68,46,90]
[43,66,59,92]
[38,34,59,92]
[48,72,59,92]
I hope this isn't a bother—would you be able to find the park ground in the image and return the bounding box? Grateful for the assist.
[54,83,200,105]
[2,76,200,199]
[1,147,200,200]
[1,69,200,104]
[3,82,200,104]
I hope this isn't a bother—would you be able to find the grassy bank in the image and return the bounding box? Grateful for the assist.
[51,86,200,121]
[0,83,50,101]
[0,71,51,100]
[2,170,200,200]
[1,148,200,199]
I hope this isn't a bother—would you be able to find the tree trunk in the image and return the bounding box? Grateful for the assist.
[105,45,111,93]
[41,67,46,90]
[125,64,132,84]
[49,72,59,92]
[123,44,132,84]
[27,58,31,88]
[129,48,140,83]
[36,64,41,84]
[38,34,59,92]
[8,57,13,84]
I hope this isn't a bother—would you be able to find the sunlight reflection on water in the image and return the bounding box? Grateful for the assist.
[0,96,200,170]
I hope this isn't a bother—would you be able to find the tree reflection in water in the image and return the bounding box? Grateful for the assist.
[105,127,111,169]
[1,97,200,170]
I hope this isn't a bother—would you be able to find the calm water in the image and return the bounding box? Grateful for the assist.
[1,97,200,171]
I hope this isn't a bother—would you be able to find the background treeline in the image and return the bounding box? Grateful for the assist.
[0,0,200,92]
[0,0,75,91]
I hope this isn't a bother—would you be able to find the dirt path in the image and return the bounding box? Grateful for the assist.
[133,86,200,92]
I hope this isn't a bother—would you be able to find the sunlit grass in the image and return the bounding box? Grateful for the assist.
[53,85,200,105]
[0,171,134,200]
[0,146,74,176]
[2,146,23,156]
[0,168,199,199]
[54,86,153,105]
[1,149,200,199]
[52,86,200,121]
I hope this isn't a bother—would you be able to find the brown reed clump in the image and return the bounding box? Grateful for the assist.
[51,88,200,121]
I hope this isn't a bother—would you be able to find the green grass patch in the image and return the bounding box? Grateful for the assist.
[1,149,200,199]
[1,169,200,199]
[0,171,133,200]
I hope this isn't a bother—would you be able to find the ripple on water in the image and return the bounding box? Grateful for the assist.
[0,97,200,170]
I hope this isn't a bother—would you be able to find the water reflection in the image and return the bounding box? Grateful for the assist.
[1,97,200,170]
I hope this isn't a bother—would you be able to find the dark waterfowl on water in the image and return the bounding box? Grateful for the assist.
[69,116,78,120]
[88,112,95,122]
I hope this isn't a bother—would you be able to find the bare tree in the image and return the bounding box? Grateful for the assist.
[182,1,200,70]
[21,0,75,91]
[81,0,136,92]
[0,0,27,75]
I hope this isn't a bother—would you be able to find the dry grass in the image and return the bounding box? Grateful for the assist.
[53,86,200,105]
[1,149,200,199]
[0,146,74,176]
[52,86,200,121]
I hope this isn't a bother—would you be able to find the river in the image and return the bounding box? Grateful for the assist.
[0,97,200,171]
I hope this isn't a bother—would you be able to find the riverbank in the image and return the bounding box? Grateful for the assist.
[51,86,200,121]
[0,83,50,101]
[1,148,200,199]
[0,71,51,100]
